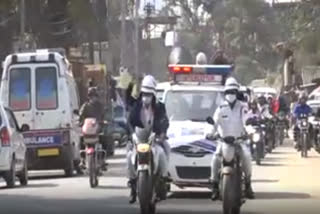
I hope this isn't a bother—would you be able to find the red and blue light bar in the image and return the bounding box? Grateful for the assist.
[168,64,233,75]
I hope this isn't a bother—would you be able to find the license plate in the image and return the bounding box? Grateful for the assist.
[37,148,60,157]
[113,133,121,138]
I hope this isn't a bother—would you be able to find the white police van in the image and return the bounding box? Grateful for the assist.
[164,64,233,188]
[0,49,81,176]
[156,82,170,102]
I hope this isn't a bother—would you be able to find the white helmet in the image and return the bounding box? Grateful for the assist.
[224,77,239,92]
[141,75,157,95]
[196,52,207,65]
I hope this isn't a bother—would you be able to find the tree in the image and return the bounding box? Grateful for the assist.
[277,1,320,67]
[203,0,281,83]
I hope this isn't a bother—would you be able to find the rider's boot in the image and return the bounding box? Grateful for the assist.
[211,181,219,201]
[101,162,108,171]
[75,162,84,175]
[245,180,255,199]
[294,141,301,151]
[156,177,168,201]
[128,179,137,204]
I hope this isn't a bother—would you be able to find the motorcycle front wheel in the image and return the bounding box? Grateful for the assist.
[88,154,98,188]
[279,128,284,145]
[255,143,261,165]
[301,133,308,158]
[222,174,240,214]
[137,171,155,214]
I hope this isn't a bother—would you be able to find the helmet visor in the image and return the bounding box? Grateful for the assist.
[225,89,238,95]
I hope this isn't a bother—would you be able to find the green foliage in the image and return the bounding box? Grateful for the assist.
[68,0,97,27]
[234,55,264,85]
[167,0,280,83]
[277,2,320,68]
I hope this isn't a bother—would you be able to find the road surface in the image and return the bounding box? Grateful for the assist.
[0,140,319,214]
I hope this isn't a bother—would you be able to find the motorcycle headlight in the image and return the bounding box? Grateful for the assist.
[137,143,151,153]
[252,133,260,143]
[302,121,308,127]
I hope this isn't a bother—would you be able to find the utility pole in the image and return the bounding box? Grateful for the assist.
[134,0,140,79]
[120,0,127,68]
[20,0,25,35]
[20,0,26,51]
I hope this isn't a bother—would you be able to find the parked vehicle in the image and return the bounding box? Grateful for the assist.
[112,105,128,148]
[0,105,29,188]
[0,49,81,176]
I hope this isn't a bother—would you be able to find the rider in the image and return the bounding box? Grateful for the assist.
[211,49,230,65]
[79,87,105,170]
[293,92,312,150]
[196,52,208,65]
[277,88,291,135]
[126,75,170,204]
[257,94,274,150]
[210,77,255,201]
[248,99,261,120]
[257,95,273,120]
[79,87,104,125]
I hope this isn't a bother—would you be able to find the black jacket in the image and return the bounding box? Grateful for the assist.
[128,97,169,135]
[79,99,104,124]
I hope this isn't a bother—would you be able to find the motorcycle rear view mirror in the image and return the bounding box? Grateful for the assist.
[206,116,214,125]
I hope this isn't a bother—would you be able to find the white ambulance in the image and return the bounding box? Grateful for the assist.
[0,49,81,176]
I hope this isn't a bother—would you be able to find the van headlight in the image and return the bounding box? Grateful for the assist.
[252,133,260,143]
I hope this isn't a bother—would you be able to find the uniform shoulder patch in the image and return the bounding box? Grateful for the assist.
[220,104,228,109]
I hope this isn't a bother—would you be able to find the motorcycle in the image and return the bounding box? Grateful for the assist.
[133,129,167,214]
[246,119,265,165]
[275,111,286,146]
[264,119,274,153]
[313,119,320,153]
[207,117,245,214]
[81,118,107,188]
[297,114,309,158]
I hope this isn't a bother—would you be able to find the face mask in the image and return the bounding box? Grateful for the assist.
[89,96,98,102]
[142,96,152,106]
[225,94,237,103]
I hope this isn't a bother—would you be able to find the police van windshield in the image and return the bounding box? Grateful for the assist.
[165,90,223,121]
[156,90,164,101]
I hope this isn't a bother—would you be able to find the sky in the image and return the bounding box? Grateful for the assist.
[140,0,301,13]
[151,0,301,7]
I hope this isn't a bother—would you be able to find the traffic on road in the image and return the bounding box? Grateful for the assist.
[1,1,320,213]
[0,48,318,214]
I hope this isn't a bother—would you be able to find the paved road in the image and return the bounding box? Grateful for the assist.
[0,140,320,214]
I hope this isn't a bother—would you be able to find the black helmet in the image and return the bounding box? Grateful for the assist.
[88,87,98,97]
[257,95,267,104]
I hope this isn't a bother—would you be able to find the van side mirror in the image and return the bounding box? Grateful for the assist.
[206,116,214,125]
[73,109,79,115]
